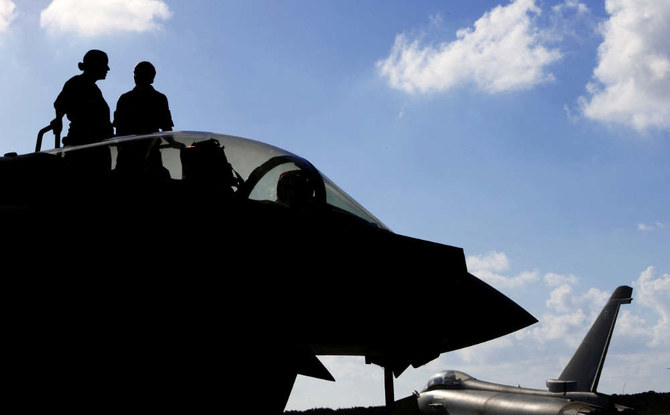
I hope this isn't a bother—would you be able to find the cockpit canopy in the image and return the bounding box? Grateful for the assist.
[45,131,388,230]
[424,371,473,391]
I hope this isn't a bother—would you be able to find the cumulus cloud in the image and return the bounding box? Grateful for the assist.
[0,0,16,33]
[551,0,589,16]
[616,309,651,340]
[376,0,562,94]
[467,250,509,272]
[466,253,668,349]
[466,251,540,288]
[579,0,670,131]
[519,280,610,346]
[633,266,670,347]
[544,272,578,286]
[433,261,669,393]
[517,265,669,352]
[40,0,172,37]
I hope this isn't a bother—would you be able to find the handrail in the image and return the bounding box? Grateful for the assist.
[36,125,61,152]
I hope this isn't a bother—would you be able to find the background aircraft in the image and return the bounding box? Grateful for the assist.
[396,286,635,415]
[1,131,536,413]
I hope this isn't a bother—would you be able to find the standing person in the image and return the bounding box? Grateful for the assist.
[51,50,114,146]
[113,61,173,136]
[113,62,174,180]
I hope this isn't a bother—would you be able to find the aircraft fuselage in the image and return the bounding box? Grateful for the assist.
[418,379,614,415]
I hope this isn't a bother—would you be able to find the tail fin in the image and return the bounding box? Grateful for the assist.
[556,285,632,393]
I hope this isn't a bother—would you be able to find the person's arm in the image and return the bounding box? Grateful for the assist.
[160,94,174,132]
[51,83,68,135]
[50,110,64,135]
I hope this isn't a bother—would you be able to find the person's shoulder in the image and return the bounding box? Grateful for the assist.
[62,74,84,88]
[146,85,165,96]
[153,88,169,102]
[119,89,134,99]
[143,86,169,105]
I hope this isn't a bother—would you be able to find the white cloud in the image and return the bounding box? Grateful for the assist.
[466,255,668,352]
[468,263,669,392]
[525,307,589,345]
[579,0,670,131]
[544,272,578,286]
[551,0,589,16]
[519,266,669,352]
[545,283,574,312]
[616,309,651,339]
[466,251,540,288]
[40,0,172,37]
[455,335,514,363]
[520,282,610,346]
[637,223,655,231]
[633,266,670,347]
[467,250,509,272]
[376,0,562,95]
[0,0,16,33]
[637,221,665,232]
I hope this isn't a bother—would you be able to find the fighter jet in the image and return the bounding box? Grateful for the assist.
[1,131,536,413]
[397,286,635,415]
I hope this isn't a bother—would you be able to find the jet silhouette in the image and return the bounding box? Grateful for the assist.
[1,131,537,413]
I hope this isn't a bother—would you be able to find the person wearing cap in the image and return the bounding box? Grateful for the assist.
[113,61,173,137]
[51,49,114,146]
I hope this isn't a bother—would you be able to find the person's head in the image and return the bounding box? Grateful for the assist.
[277,170,317,208]
[134,61,156,86]
[78,49,110,81]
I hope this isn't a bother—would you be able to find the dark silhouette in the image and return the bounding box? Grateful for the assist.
[277,170,320,208]
[112,61,174,181]
[2,131,538,415]
[51,49,114,146]
[113,61,173,136]
[179,138,241,199]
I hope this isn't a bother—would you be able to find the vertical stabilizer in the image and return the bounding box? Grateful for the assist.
[557,285,632,392]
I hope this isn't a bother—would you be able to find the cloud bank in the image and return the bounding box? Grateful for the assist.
[376,0,562,94]
[466,252,670,352]
[579,0,670,132]
[462,252,669,392]
[40,0,171,37]
[0,0,16,33]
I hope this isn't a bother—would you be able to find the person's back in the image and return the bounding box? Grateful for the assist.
[114,61,173,136]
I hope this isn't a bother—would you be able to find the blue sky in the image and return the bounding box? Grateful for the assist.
[1,0,668,410]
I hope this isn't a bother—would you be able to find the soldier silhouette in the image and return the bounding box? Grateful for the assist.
[113,62,174,180]
[51,50,114,146]
[113,61,173,136]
